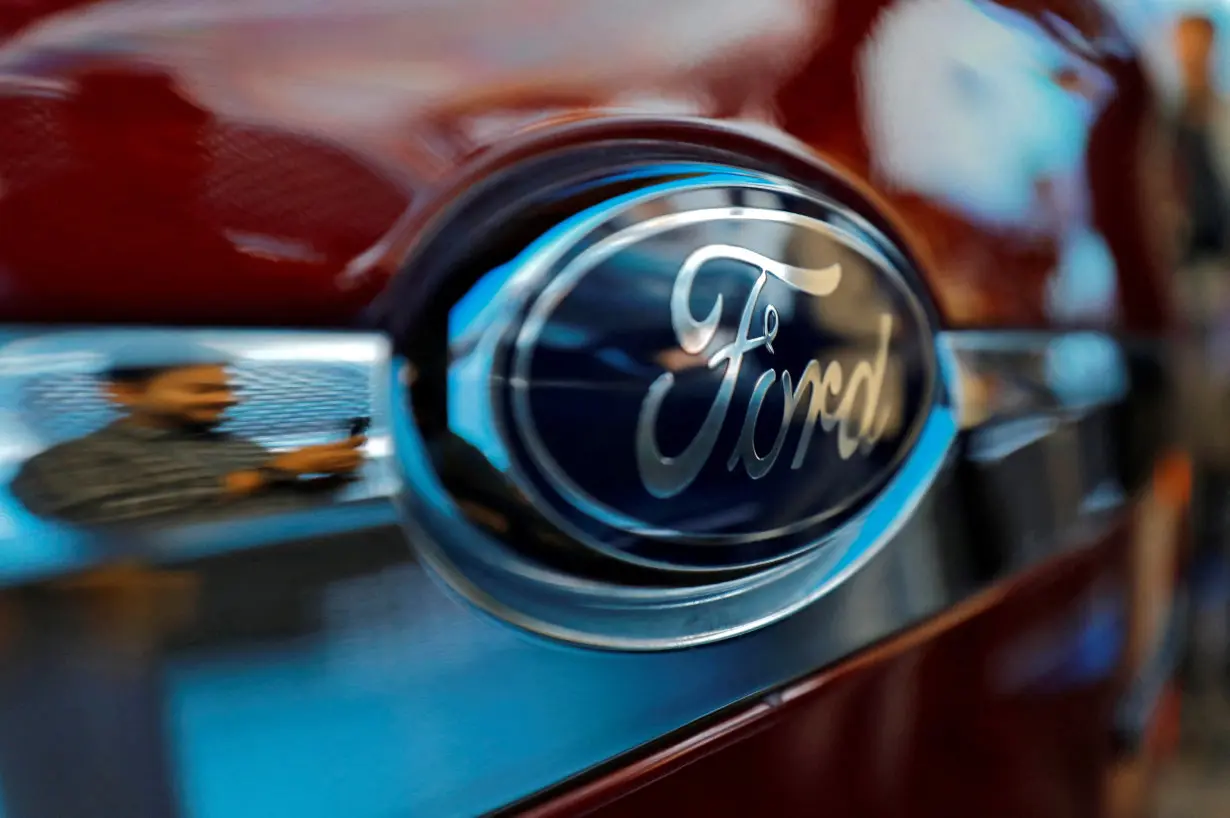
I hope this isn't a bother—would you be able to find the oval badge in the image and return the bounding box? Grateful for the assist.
[485,176,937,570]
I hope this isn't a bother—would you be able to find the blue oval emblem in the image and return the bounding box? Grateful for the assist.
[469,176,936,570]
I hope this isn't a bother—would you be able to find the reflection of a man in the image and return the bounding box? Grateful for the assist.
[12,342,366,526]
[1174,16,1228,270]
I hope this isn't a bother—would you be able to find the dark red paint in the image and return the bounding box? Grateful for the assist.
[0,61,406,325]
[0,0,1172,332]
[521,542,1126,818]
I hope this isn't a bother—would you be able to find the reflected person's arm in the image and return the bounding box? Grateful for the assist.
[221,437,368,496]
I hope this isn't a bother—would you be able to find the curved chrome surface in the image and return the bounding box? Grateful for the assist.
[0,323,1151,817]
[946,331,1131,429]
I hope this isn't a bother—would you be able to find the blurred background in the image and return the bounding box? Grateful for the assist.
[1126,2,1230,816]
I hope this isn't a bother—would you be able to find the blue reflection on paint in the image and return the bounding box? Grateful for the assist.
[863,0,1108,227]
[1060,597,1125,685]
[1047,228,1119,322]
[862,0,1127,326]
[997,587,1125,694]
[1044,332,1128,408]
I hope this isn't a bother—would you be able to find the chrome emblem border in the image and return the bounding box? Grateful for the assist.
[393,164,961,649]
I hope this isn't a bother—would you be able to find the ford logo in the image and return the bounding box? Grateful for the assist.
[489,177,936,570]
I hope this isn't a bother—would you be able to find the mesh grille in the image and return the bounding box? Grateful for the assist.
[0,95,407,246]
[204,124,407,243]
[19,361,373,447]
[0,96,70,191]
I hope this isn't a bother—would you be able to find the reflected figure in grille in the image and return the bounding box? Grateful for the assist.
[11,340,366,526]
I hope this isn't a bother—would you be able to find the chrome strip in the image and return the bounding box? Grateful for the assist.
[0,327,1146,596]
[940,331,1130,429]
[942,330,1168,574]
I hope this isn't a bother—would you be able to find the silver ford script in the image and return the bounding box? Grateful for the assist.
[636,245,893,499]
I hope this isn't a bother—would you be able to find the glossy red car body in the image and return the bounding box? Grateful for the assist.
[0,1,1185,817]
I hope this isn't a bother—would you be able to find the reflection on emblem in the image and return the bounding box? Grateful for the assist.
[637,244,892,499]
[478,179,934,568]
[415,167,952,643]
